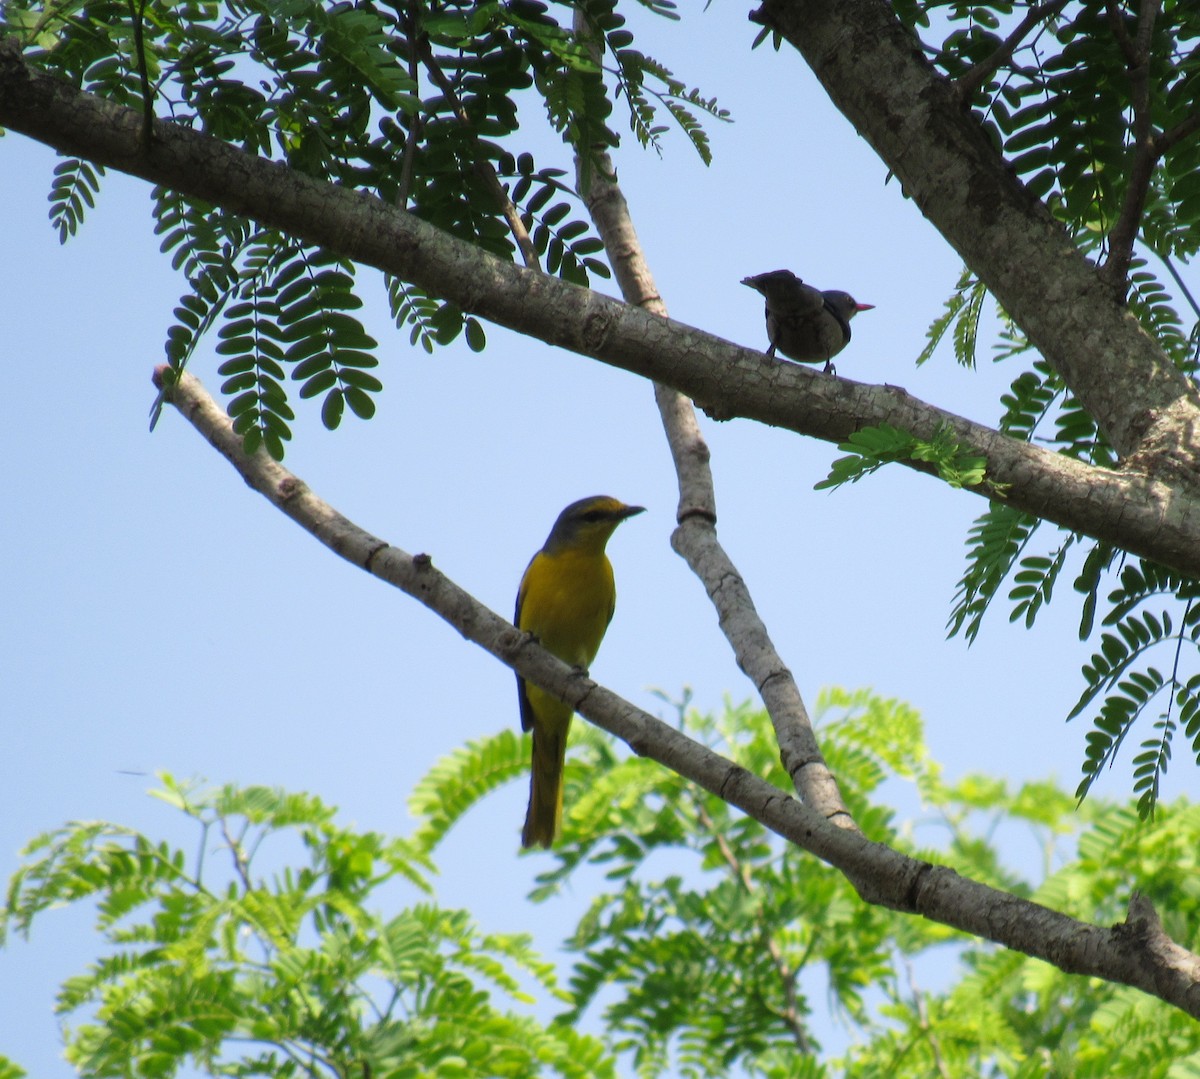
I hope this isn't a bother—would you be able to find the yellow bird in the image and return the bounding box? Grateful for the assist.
[515,496,644,849]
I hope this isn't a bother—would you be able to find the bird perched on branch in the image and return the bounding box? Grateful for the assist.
[515,495,644,849]
[742,269,874,373]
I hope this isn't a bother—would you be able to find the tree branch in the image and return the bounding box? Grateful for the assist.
[5,40,1200,575]
[154,364,1200,1020]
[903,957,951,1079]
[579,146,852,824]
[573,0,849,860]
[1133,0,1160,61]
[1104,0,1140,65]
[1158,112,1200,157]
[396,11,421,209]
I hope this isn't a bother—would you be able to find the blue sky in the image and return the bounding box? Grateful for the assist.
[0,3,1136,1073]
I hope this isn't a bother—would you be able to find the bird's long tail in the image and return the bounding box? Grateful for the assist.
[522,723,568,849]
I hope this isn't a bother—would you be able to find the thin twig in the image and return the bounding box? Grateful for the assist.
[694,794,812,1053]
[414,34,540,269]
[1100,0,1162,290]
[396,7,421,209]
[1161,250,1200,325]
[220,816,253,891]
[1104,0,1139,65]
[955,0,1069,102]
[128,0,154,152]
[903,957,951,1079]
[195,818,209,885]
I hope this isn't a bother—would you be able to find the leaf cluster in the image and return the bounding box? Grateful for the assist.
[942,340,1200,816]
[940,313,1200,816]
[816,422,990,492]
[899,3,1200,257]
[2,774,613,1078]
[5,0,725,456]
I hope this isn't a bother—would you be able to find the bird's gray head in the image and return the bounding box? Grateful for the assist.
[820,290,875,323]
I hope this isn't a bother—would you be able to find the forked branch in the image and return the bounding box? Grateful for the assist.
[954,0,1070,102]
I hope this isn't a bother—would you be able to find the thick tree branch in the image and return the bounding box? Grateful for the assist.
[1134,0,1160,61]
[5,40,1200,576]
[155,364,1200,1020]
[747,0,1200,464]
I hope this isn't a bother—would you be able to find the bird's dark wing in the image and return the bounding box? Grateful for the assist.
[515,554,537,732]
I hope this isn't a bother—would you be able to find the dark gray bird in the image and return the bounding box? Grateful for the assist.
[742,269,874,373]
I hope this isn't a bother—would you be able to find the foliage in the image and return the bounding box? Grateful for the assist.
[886,3,1200,815]
[9,695,1200,1075]
[410,690,1200,1077]
[3,0,726,457]
[2,775,611,1079]
[48,156,105,243]
[1068,566,1200,816]
[917,266,987,369]
[816,422,990,492]
[841,797,1200,1079]
[950,308,1200,820]
[910,3,1200,259]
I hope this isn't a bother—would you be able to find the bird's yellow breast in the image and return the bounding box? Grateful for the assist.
[518,547,616,669]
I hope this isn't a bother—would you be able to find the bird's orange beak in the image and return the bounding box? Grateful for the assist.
[856,302,875,312]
